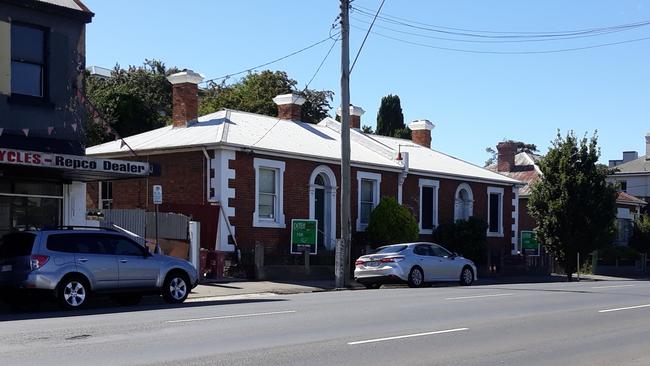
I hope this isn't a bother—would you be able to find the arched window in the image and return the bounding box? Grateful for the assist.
[454,183,474,221]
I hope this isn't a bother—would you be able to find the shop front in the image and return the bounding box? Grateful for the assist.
[0,147,150,236]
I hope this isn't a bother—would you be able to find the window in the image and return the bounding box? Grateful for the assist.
[46,234,114,255]
[619,181,627,192]
[413,244,430,256]
[419,179,439,233]
[100,181,113,209]
[487,187,504,237]
[253,158,286,228]
[431,244,452,258]
[113,237,145,256]
[376,245,407,254]
[356,172,381,231]
[11,24,46,98]
[0,233,36,259]
[454,183,474,221]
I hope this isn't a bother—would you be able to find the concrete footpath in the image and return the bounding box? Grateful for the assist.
[187,273,645,301]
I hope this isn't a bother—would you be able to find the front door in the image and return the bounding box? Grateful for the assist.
[315,188,325,250]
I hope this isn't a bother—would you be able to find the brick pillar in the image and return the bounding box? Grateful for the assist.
[167,70,204,128]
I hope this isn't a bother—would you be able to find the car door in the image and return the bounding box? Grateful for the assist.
[412,244,437,281]
[431,244,461,280]
[110,236,160,289]
[47,233,119,290]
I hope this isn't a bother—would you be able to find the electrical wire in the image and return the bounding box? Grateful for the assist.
[350,24,650,54]
[350,0,386,73]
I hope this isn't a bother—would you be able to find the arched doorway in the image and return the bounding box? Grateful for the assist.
[454,183,474,221]
[309,166,337,251]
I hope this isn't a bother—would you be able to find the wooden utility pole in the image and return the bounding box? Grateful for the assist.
[335,0,351,289]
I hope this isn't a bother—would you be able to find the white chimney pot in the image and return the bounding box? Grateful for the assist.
[273,93,306,106]
[167,70,204,85]
[408,119,435,131]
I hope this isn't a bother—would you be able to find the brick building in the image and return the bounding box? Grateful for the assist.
[87,70,521,278]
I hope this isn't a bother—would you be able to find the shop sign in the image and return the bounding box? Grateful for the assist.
[290,219,318,255]
[0,148,150,176]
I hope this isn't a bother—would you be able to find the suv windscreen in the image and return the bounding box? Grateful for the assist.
[0,233,36,259]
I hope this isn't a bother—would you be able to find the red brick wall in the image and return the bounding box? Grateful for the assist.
[519,198,537,233]
[86,182,98,210]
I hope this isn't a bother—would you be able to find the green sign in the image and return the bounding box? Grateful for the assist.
[521,230,540,256]
[291,219,318,255]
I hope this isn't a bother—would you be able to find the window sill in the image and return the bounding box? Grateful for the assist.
[419,228,434,235]
[253,219,286,229]
[7,94,54,108]
[487,231,504,238]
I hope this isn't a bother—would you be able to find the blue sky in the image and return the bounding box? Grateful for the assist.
[83,0,650,166]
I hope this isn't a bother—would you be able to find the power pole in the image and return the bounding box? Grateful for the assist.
[335,0,351,289]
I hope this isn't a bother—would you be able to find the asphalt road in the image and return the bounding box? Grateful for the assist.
[1,280,650,366]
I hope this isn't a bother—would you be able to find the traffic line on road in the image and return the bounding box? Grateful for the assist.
[591,284,636,289]
[347,328,469,345]
[598,304,650,313]
[166,310,297,323]
[445,293,513,300]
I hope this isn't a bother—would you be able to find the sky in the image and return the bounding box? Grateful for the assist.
[83,0,650,166]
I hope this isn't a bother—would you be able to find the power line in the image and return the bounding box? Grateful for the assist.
[201,33,340,85]
[352,4,650,37]
[350,0,386,73]
[350,24,650,54]
[351,15,645,44]
[304,37,339,90]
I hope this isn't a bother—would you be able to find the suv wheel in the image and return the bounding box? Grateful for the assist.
[58,276,89,310]
[162,272,190,304]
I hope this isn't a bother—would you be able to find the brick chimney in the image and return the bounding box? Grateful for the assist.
[336,105,365,129]
[646,133,650,160]
[167,70,203,128]
[496,141,517,172]
[407,119,435,148]
[273,93,305,121]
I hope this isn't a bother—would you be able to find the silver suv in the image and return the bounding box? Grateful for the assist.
[0,227,199,309]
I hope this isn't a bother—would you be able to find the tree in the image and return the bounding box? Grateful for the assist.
[84,59,178,147]
[365,197,418,246]
[629,214,650,262]
[528,131,617,281]
[376,94,409,139]
[433,217,488,265]
[484,140,539,166]
[199,70,333,124]
[361,125,374,134]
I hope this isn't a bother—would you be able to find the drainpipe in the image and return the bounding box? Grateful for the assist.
[201,147,211,204]
[397,152,409,204]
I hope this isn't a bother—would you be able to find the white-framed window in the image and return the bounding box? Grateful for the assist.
[487,186,504,237]
[253,158,286,228]
[454,183,474,221]
[99,181,113,209]
[419,179,439,234]
[356,171,381,231]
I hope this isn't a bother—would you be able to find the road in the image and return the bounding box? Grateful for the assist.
[1,280,650,365]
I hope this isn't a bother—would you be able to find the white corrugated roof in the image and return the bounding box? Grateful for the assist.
[87,110,519,184]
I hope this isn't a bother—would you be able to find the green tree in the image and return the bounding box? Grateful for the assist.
[528,131,617,281]
[199,70,333,124]
[484,140,539,167]
[84,59,178,147]
[433,217,489,265]
[365,197,418,246]
[376,94,409,139]
[629,214,650,255]
[361,125,374,133]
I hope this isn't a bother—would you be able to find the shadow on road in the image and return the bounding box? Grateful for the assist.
[0,296,287,322]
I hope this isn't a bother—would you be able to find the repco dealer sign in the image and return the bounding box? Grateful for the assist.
[0,148,150,176]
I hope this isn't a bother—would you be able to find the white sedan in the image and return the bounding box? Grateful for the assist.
[354,242,477,288]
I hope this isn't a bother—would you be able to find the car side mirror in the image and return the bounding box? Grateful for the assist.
[144,246,153,257]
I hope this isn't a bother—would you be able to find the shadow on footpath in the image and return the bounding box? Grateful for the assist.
[0,296,287,322]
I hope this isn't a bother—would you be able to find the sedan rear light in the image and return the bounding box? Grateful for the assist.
[355,259,366,265]
[30,255,50,271]
[380,256,404,263]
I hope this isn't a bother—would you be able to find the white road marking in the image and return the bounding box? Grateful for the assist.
[348,328,469,345]
[445,293,513,300]
[167,310,296,323]
[591,284,636,289]
[598,304,650,313]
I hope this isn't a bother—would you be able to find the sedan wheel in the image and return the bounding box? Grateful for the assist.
[408,267,424,288]
[460,267,474,286]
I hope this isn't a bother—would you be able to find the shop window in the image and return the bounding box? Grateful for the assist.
[100,181,113,209]
[419,179,439,233]
[253,158,285,228]
[11,23,47,98]
[356,171,381,231]
[487,187,504,237]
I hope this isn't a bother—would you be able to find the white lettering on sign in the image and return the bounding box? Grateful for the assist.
[0,148,150,176]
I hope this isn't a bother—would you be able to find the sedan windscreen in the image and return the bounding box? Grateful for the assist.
[375,245,407,254]
[0,233,36,259]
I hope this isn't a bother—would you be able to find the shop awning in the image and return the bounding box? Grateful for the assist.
[0,148,151,182]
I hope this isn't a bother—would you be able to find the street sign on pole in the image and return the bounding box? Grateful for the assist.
[290,219,318,255]
[152,185,163,205]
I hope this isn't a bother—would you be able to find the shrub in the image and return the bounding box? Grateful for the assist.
[629,214,650,254]
[365,197,419,247]
[433,217,488,265]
